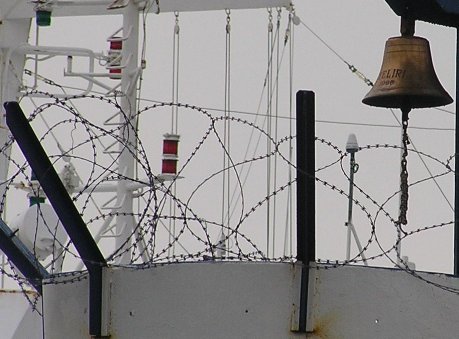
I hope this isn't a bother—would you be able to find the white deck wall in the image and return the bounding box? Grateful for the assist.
[43,263,459,338]
[44,262,302,339]
[309,265,459,338]
[0,291,42,339]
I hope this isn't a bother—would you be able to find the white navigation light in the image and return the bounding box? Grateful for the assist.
[346,133,359,153]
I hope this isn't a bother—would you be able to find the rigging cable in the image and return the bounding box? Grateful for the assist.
[284,7,295,258]
[171,11,180,134]
[33,24,40,89]
[272,7,282,257]
[21,76,454,132]
[220,9,232,256]
[136,97,455,129]
[266,8,273,257]
[168,11,180,256]
[226,9,287,232]
[298,18,373,86]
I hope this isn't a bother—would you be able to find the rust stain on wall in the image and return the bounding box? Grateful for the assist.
[306,313,338,339]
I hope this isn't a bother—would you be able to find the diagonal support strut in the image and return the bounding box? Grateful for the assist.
[4,101,107,337]
[0,218,49,294]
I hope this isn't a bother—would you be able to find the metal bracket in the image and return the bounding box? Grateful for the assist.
[385,0,459,27]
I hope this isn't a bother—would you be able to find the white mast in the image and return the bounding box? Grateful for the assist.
[345,133,367,265]
[0,19,31,216]
[114,0,140,264]
[0,18,31,288]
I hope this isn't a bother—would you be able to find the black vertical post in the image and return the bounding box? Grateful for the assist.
[296,90,315,332]
[454,28,459,276]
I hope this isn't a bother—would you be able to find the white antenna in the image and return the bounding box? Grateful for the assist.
[345,133,367,265]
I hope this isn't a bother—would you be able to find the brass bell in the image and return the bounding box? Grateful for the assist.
[363,20,452,109]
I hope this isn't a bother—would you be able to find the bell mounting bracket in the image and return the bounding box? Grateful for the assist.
[385,0,459,28]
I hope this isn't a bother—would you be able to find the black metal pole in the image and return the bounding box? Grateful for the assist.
[296,90,315,332]
[4,102,107,336]
[455,28,459,276]
[0,218,49,294]
[89,267,104,337]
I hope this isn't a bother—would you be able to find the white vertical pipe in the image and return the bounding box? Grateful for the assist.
[345,152,355,261]
[115,1,139,264]
[345,134,367,265]
[0,19,31,218]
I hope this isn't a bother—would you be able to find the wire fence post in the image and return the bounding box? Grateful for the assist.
[296,90,315,332]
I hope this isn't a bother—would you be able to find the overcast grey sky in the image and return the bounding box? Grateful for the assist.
[9,0,459,274]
